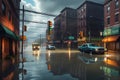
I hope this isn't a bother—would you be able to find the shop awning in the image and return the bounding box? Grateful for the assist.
[0,24,20,40]
[102,35,120,42]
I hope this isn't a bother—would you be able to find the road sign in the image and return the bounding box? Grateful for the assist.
[69,36,74,40]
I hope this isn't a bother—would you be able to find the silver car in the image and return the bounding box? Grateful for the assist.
[46,45,55,50]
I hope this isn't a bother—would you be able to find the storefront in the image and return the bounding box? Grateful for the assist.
[103,25,120,51]
[102,35,120,50]
[0,24,19,59]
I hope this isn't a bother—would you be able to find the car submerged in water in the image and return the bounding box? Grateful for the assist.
[78,43,107,54]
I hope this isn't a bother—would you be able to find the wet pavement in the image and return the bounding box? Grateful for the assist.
[1,45,120,80]
[18,45,120,80]
[19,46,78,80]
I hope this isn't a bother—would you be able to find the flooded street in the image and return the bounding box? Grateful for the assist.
[18,45,120,80]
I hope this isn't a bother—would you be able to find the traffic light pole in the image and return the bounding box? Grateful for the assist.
[21,5,24,59]
[21,5,24,80]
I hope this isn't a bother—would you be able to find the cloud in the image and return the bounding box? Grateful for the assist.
[20,0,48,42]
[36,0,104,14]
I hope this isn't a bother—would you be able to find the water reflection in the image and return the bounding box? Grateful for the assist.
[2,57,19,80]
[68,48,71,60]
[46,49,120,80]
[32,50,41,60]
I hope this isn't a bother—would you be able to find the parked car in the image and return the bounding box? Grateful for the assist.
[78,43,107,54]
[46,44,55,50]
[32,43,40,51]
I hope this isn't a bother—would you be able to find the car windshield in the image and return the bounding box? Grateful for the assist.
[89,43,97,47]
[50,45,54,46]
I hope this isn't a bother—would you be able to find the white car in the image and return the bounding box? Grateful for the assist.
[46,45,55,50]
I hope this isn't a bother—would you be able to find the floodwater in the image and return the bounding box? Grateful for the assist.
[2,45,120,80]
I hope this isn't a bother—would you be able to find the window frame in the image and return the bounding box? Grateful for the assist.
[2,1,6,16]
[107,17,110,25]
[115,13,119,22]
[115,0,119,9]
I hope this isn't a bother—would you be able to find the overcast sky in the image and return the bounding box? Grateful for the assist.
[20,0,104,43]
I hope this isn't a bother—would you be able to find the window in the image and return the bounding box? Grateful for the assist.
[2,1,6,16]
[8,11,11,21]
[115,14,119,22]
[107,3,110,13]
[115,0,119,9]
[84,4,86,9]
[0,39,2,55]
[107,17,110,25]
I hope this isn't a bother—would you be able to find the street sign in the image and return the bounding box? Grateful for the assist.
[69,36,74,40]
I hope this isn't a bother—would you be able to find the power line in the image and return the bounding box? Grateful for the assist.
[19,9,57,17]
[20,20,47,24]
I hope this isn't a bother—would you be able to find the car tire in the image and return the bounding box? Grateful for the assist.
[90,51,93,55]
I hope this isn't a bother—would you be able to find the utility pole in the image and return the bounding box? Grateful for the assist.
[21,5,24,80]
[40,34,41,46]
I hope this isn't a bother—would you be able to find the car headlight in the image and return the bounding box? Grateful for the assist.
[95,49,98,51]
[104,48,107,51]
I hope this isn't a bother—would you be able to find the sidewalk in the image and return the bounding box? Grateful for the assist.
[108,50,120,54]
[107,50,120,61]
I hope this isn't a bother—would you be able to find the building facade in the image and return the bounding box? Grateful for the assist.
[0,0,21,60]
[103,0,120,51]
[54,14,61,41]
[54,7,77,48]
[53,14,61,47]
[77,1,104,45]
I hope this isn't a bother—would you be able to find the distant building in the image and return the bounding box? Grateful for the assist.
[54,7,77,48]
[0,0,21,59]
[103,0,120,51]
[77,1,104,45]
[54,14,61,41]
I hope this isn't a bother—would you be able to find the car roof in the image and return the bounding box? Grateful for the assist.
[86,43,94,44]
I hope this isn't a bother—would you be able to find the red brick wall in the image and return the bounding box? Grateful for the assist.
[104,0,120,28]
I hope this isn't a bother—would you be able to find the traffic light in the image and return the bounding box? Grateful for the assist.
[79,31,83,38]
[48,21,52,35]
[24,25,27,31]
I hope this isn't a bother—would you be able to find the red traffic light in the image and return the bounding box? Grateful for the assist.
[48,21,52,27]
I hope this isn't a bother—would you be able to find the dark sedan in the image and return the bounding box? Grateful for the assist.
[78,43,107,54]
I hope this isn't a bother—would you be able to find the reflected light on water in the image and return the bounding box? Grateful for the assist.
[105,54,112,58]
[104,57,107,61]
[33,50,40,60]
[47,50,51,61]
[95,57,98,62]
[104,58,119,67]
[68,48,71,60]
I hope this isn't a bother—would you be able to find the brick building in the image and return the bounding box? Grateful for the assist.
[54,14,61,41]
[103,0,120,51]
[0,0,21,59]
[77,1,104,45]
[0,0,21,79]
[54,7,77,48]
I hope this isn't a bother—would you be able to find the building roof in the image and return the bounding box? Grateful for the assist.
[60,7,76,13]
[77,1,103,9]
